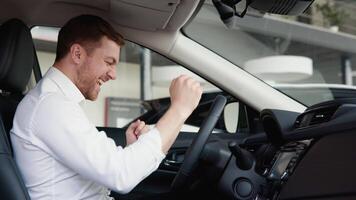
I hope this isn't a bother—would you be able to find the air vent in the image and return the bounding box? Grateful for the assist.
[309,108,336,125]
[269,0,297,15]
[249,0,313,15]
[295,105,339,128]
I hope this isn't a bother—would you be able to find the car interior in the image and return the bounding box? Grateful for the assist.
[1,0,356,200]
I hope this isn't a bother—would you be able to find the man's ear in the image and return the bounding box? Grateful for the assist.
[70,43,85,65]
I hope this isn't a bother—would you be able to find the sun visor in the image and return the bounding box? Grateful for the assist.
[110,0,180,31]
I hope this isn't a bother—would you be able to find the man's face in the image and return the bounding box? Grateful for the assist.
[77,36,120,100]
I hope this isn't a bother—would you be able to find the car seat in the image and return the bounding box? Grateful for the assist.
[0,18,40,200]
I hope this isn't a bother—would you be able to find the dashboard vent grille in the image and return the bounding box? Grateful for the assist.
[295,105,339,128]
[309,109,335,125]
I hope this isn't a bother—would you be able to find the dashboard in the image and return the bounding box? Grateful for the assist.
[214,98,356,199]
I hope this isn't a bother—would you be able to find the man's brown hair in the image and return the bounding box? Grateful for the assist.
[55,15,124,62]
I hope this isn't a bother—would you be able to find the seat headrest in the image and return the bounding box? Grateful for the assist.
[0,19,34,93]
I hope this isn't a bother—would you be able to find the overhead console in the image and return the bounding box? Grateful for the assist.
[213,0,314,24]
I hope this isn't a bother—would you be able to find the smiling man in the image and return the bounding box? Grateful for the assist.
[10,15,202,200]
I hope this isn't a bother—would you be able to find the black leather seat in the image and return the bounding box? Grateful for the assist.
[0,18,39,200]
[0,19,36,135]
[0,116,30,200]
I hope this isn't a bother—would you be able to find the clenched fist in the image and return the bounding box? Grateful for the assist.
[125,119,150,146]
[169,75,203,118]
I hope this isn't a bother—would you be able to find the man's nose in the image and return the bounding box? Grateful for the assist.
[107,66,117,80]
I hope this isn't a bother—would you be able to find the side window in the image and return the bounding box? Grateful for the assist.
[185,94,261,135]
[32,26,262,134]
[32,26,221,131]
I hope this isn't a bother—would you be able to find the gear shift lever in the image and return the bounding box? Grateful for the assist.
[228,141,254,170]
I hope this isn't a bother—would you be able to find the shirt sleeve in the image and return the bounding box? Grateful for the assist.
[30,93,166,194]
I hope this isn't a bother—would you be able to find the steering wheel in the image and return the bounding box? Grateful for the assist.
[171,95,227,190]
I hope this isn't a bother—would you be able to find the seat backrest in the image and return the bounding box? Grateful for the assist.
[0,116,30,200]
[0,18,38,200]
[0,18,35,135]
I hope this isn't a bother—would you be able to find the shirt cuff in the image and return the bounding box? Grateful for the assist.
[137,127,166,160]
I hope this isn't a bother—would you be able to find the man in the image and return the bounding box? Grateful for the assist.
[10,15,202,200]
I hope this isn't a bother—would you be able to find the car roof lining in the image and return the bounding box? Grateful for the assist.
[0,0,200,57]
[0,0,199,32]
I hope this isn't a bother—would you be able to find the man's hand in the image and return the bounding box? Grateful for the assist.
[156,75,203,153]
[126,119,150,146]
[169,75,203,118]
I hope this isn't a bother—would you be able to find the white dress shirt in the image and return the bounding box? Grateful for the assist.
[10,67,165,200]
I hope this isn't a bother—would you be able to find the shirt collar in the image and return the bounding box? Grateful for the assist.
[45,67,85,104]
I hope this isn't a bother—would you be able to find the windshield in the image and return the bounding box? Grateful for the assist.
[184,0,356,106]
